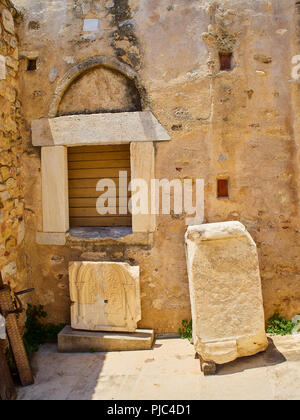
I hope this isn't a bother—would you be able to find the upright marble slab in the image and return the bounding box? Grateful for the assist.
[69,262,141,332]
[185,221,268,367]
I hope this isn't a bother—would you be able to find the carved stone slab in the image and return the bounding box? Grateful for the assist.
[69,262,141,332]
[185,221,268,365]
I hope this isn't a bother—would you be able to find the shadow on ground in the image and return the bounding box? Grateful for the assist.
[18,345,108,400]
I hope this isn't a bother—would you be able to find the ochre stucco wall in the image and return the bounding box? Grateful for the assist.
[11,0,300,332]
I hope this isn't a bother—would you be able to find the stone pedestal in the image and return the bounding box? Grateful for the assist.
[185,221,268,367]
[58,326,154,352]
[69,262,141,332]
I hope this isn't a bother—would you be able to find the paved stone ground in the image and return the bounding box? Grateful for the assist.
[17,337,300,400]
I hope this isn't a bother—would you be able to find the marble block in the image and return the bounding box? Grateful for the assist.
[185,221,268,365]
[69,262,141,332]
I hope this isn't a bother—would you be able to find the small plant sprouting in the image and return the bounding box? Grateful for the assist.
[23,304,66,356]
[5,304,66,376]
[266,313,300,336]
[179,320,193,341]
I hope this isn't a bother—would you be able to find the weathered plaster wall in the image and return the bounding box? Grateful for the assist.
[0,0,26,294]
[12,0,300,332]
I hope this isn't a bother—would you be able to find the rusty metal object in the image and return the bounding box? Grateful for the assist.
[1,288,34,318]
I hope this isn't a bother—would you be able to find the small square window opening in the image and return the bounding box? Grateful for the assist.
[219,53,233,71]
[27,58,37,71]
[217,179,229,198]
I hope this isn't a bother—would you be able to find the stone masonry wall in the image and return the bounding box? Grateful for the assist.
[0,0,26,293]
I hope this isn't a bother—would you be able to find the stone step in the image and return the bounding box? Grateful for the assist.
[58,326,155,353]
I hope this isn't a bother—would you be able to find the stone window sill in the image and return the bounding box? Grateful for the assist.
[36,229,154,247]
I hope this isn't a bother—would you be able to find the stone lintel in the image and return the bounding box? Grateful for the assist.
[32,111,170,147]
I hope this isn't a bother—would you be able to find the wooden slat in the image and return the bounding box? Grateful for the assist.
[69,151,130,162]
[68,145,130,154]
[69,187,129,198]
[69,168,130,179]
[70,217,132,227]
[68,145,131,227]
[68,160,130,169]
[70,197,130,207]
[70,207,130,217]
[69,178,129,189]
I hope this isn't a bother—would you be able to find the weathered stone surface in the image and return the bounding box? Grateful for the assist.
[31,112,171,147]
[11,0,300,334]
[41,146,69,233]
[0,1,25,300]
[269,334,300,361]
[58,325,154,352]
[1,9,14,34]
[130,142,156,233]
[0,55,6,80]
[83,19,99,32]
[36,232,66,246]
[69,262,141,332]
[58,66,142,117]
[185,222,268,365]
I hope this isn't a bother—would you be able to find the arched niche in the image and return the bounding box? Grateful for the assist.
[48,56,144,118]
[58,66,142,117]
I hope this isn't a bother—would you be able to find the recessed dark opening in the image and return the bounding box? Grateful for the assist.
[219,53,232,71]
[217,179,229,198]
[27,58,37,71]
[28,21,40,30]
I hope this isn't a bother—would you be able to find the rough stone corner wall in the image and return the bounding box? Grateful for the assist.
[0,0,26,294]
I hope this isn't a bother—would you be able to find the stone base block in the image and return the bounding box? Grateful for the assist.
[58,326,154,353]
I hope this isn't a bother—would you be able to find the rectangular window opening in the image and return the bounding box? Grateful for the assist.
[217,178,229,198]
[68,144,132,228]
[27,58,37,71]
[219,53,233,71]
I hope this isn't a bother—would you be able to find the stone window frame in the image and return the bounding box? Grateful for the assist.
[31,57,170,246]
[32,112,170,246]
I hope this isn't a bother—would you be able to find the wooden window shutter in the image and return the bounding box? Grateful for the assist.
[68,144,132,227]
